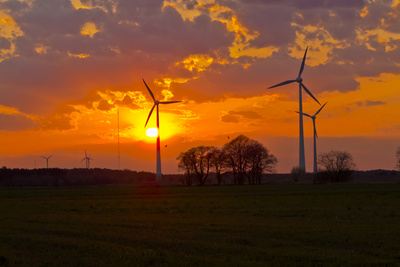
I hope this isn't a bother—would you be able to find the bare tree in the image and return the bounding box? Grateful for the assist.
[177,151,193,186]
[396,146,400,170]
[223,135,277,185]
[209,146,227,185]
[223,135,252,185]
[177,146,213,186]
[245,140,277,184]
[318,150,356,182]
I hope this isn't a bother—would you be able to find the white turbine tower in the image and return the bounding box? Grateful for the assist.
[268,47,320,172]
[297,102,327,174]
[41,154,53,169]
[143,78,181,183]
[81,150,93,169]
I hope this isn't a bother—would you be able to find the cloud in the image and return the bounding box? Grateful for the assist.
[0,113,37,131]
[0,0,398,125]
[230,110,262,119]
[221,113,239,123]
[0,37,11,49]
[115,95,141,110]
[221,110,262,123]
[364,100,386,107]
[97,99,115,111]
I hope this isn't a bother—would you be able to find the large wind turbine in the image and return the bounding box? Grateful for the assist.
[143,78,181,183]
[268,47,320,171]
[81,150,93,169]
[297,102,327,174]
[41,154,53,169]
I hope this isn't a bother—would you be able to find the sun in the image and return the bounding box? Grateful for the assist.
[146,127,158,137]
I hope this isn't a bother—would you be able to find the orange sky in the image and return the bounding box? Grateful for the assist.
[0,0,399,173]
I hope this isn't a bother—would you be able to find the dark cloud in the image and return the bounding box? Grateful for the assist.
[0,113,37,131]
[0,0,235,113]
[221,114,239,123]
[0,37,11,50]
[364,100,386,107]
[229,110,262,119]
[97,99,115,111]
[115,95,141,110]
[221,110,262,123]
[0,0,398,115]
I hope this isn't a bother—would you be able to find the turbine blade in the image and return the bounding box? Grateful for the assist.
[299,46,308,77]
[81,158,86,162]
[142,78,156,102]
[268,80,296,89]
[49,154,53,159]
[295,111,312,117]
[314,102,327,116]
[144,104,156,128]
[301,83,320,105]
[41,156,46,159]
[159,101,182,104]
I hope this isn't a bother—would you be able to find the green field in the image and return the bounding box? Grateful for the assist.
[0,184,399,266]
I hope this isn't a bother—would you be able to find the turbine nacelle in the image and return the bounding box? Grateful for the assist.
[296,77,303,83]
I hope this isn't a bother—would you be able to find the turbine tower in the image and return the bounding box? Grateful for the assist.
[297,102,327,174]
[143,78,181,183]
[81,150,93,169]
[41,154,53,169]
[268,47,320,172]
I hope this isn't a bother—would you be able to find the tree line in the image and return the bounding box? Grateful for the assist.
[0,168,164,187]
[177,135,278,186]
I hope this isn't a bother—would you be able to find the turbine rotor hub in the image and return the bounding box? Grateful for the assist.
[296,77,303,82]
[155,100,160,104]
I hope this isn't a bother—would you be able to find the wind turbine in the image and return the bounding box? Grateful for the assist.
[81,150,93,169]
[143,78,181,183]
[296,102,327,174]
[41,154,53,169]
[268,47,320,172]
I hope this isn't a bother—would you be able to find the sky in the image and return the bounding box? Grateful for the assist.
[0,0,399,173]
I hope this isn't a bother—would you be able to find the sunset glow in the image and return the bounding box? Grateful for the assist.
[0,0,399,173]
[146,128,158,138]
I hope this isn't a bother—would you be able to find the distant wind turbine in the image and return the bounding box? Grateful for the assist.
[143,78,181,183]
[81,150,93,169]
[268,47,321,172]
[41,154,53,169]
[297,102,327,174]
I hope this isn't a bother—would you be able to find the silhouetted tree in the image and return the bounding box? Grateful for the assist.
[223,135,277,185]
[318,150,356,182]
[177,146,214,186]
[209,146,227,185]
[291,166,304,183]
[223,135,251,184]
[245,140,278,184]
[177,151,193,186]
[396,146,400,170]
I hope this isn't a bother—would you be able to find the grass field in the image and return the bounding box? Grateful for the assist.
[0,184,399,266]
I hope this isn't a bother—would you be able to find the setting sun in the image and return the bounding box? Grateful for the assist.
[146,127,158,138]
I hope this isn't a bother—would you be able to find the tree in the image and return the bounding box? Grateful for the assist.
[177,151,193,186]
[223,135,252,185]
[318,150,356,183]
[209,146,227,185]
[177,146,214,186]
[223,135,277,185]
[290,166,304,183]
[396,146,400,170]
